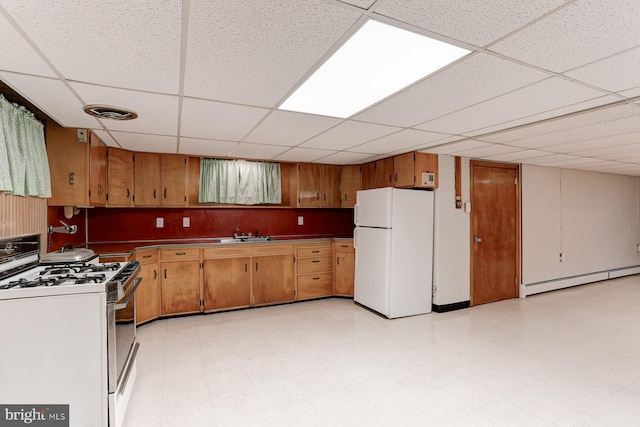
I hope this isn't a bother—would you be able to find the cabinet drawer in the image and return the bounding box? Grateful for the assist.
[249,244,295,256]
[160,248,200,261]
[135,250,158,263]
[297,244,333,257]
[297,256,332,274]
[297,273,333,299]
[203,246,252,258]
[334,241,354,252]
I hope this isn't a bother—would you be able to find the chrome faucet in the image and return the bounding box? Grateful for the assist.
[48,220,77,235]
[234,227,243,238]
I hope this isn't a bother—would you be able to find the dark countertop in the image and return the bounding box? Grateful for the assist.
[88,235,353,257]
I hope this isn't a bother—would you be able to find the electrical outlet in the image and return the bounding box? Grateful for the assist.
[298,216,304,226]
[559,252,564,262]
[156,217,164,228]
[183,217,190,228]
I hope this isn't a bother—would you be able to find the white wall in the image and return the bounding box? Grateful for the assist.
[432,155,471,305]
[522,164,640,293]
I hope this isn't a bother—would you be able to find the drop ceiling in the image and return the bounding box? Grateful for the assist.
[2,0,640,175]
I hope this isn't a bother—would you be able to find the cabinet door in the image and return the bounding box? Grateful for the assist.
[134,152,161,206]
[253,255,295,304]
[322,165,342,207]
[161,154,187,206]
[375,158,394,188]
[161,260,201,315]
[361,162,376,190]
[107,148,134,206]
[393,152,416,188]
[340,165,361,208]
[334,251,355,296]
[203,257,251,310]
[298,163,322,207]
[46,124,89,206]
[136,262,160,324]
[89,132,107,205]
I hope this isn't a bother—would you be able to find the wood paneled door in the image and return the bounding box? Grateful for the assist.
[470,161,520,306]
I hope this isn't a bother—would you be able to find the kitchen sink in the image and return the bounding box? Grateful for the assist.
[216,236,273,244]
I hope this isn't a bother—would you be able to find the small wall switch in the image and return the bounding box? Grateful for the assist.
[156,217,164,228]
[183,217,190,228]
[298,216,304,226]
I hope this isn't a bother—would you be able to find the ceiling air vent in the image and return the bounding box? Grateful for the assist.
[83,105,138,121]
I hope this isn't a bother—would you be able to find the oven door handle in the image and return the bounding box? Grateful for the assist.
[114,277,142,310]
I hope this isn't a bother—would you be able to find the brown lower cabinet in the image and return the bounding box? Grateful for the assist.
[160,249,201,315]
[334,241,355,296]
[134,250,160,324]
[203,257,251,310]
[252,254,296,304]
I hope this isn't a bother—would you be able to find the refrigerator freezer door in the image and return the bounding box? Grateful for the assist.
[355,188,393,228]
[354,226,391,316]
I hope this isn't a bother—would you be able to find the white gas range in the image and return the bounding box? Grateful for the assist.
[0,234,141,427]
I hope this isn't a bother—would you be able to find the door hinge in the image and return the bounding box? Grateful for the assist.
[106,193,109,201]
[515,277,518,285]
[200,262,203,269]
[132,154,135,162]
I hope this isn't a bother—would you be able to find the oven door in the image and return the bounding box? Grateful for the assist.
[107,277,141,394]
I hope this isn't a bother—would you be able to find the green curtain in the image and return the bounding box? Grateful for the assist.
[199,158,281,204]
[0,94,51,197]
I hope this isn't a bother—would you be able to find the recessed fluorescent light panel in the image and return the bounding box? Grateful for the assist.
[279,20,470,118]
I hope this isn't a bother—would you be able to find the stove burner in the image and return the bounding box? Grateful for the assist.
[0,280,24,290]
[78,264,120,273]
[0,273,109,289]
[75,274,106,284]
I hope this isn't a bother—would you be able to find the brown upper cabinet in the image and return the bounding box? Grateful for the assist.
[46,125,107,207]
[134,153,187,207]
[340,165,361,208]
[296,163,342,208]
[106,147,134,207]
[360,152,439,190]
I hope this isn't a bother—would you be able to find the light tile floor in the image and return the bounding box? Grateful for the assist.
[124,276,640,426]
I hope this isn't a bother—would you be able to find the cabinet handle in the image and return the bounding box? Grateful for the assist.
[312,277,320,281]
[312,250,320,253]
[312,260,320,263]
[245,263,248,273]
[323,193,326,201]
[153,269,157,280]
[164,269,167,279]
[126,188,130,198]
[340,245,348,248]
[395,173,398,183]
[255,262,259,272]
[143,255,152,259]
[316,193,319,200]
[176,252,186,256]
[153,189,157,199]
[337,257,340,265]
[164,187,167,199]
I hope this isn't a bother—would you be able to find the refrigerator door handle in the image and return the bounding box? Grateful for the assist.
[354,203,359,226]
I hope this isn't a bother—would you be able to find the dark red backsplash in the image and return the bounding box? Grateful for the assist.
[85,207,354,243]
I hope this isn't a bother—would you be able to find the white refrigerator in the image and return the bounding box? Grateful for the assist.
[354,187,434,318]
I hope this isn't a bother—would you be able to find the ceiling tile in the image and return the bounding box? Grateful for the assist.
[565,46,640,93]
[550,131,640,154]
[244,111,341,146]
[300,120,400,150]
[0,12,56,77]
[111,132,178,153]
[520,153,582,165]
[1,0,182,93]
[340,0,376,8]
[184,0,360,106]
[179,137,238,157]
[273,147,336,163]
[569,140,640,158]
[355,53,548,127]
[373,0,569,46]
[228,143,289,160]
[347,129,450,154]
[415,78,608,135]
[490,1,640,72]
[0,73,98,128]
[181,98,269,141]
[425,140,490,154]
[314,151,375,165]
[450,143,522,158]
[479,104,640,144]
[482,149,551,162]
[71,82,179,135]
